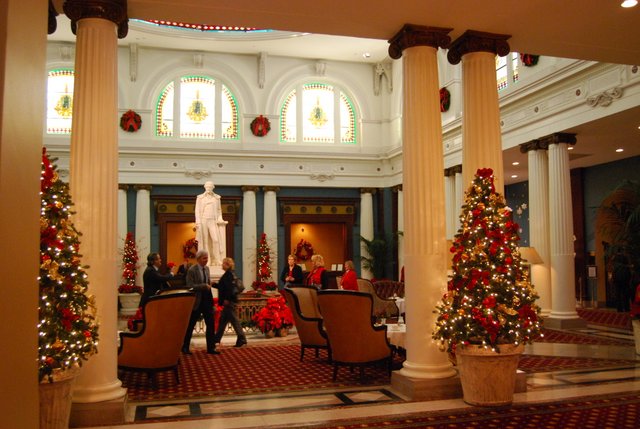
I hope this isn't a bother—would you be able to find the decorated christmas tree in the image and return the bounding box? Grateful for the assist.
[39,148,99,382]
[118,232,142,294]
[253,232,277,291]
[433,168,542,352]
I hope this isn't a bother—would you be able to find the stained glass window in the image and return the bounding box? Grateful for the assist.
[155,75,239,140]
[46,69,75,134]
[512,52,520,83]
[279,83,357,144]
[496,55,508,91]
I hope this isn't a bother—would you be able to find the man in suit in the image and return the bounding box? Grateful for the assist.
[139,252,174,308]
[182,250,220,355]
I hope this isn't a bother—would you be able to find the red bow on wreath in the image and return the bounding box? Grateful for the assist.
[250,115,271,137]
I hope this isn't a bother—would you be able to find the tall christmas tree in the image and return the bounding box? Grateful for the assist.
[254,232,277,291]
[118,232,142,293]
[433,168,542,352]
[39,148,99,382]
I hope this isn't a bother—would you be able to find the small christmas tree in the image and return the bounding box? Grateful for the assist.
[39,148,99,382]
[433,168,542,352]
[118,232,142,293]
[253,232,277,291]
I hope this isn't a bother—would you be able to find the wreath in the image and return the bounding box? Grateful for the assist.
[120,109,142,132]
[294,239,314,261]
[250,115,270,137]
[439,87,451,113]
[520,54,540,67]
[183,238,198,259]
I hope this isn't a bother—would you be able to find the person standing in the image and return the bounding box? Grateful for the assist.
[195,181,228,267]
[280,254,303,289]
[140,252,174,308]
[340,260,358,291]
[213,257,247,347]
[182,250,219,355]
[305,254,329,290]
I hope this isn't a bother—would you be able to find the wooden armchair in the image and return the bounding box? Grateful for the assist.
[118,291,195,388]
[317,290,392,381]
[283,286,330,361]
[356,278,399,318]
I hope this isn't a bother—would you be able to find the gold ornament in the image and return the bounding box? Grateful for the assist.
[52,340,65,351]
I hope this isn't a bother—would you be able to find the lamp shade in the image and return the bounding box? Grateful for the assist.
[518,247,543,265]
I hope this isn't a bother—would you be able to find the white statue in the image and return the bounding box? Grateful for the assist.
[195,181,228,267]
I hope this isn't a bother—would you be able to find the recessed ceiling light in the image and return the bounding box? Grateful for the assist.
[616,148,624,153]
[512,161,520,166]
[567,146,574,150]
[511,175,518,178]
[621,0,638,8]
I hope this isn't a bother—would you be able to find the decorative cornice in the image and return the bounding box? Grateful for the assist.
[388,24,452,60]
[519,140,549,153]
[185,169,214,180]
[444,165,462,176]
[391,184,403,193]
[118,184,129,191]
[263,186,280,193]
[133,184,152,192]
[63,0,129,39]
[538,132,577,147]
[447,30,511,65]
[241,186,260,193]
[48,0,58,35]
[310,172,335,182]
[586,87,623,107]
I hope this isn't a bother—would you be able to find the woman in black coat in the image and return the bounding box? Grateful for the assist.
[280,254,303,289]
[213,257,247,347]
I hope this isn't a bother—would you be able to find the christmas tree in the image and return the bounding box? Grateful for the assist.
[253,232,277,291]
[39,148,99,382]
[118,232,142,293]
[433,168,542,352]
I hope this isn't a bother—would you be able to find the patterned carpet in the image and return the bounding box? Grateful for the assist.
[577,308,631,330]
[252,391,640,429]
[537,328,634,346]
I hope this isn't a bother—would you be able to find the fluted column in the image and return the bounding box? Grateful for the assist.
[360,188,375,279]
[520,141,551,316]
[134,185,151,286]
[117,185,128,250]
[242,186,258,287]
[448,31,510,195]
[545,133,585,328]
[263,187,279,279]
[394,185,405,279]
[64,0,128,424]
[388,25,456,388]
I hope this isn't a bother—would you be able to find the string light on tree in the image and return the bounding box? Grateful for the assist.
[118,232,142,294]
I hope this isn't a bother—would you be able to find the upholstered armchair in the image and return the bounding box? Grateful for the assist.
[283,286,331,361]
[356,278,399,318]
[118,291,195,388]
[372,280,405,299]
[317,290,392,381]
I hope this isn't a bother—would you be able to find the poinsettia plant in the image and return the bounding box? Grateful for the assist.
[252,296,294,333]
[433,168,542,353]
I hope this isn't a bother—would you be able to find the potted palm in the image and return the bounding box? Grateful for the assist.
[360,232,402,280]
[432,168,542,406]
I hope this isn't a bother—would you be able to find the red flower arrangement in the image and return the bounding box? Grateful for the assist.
[252,296,294,333]
[251,280,277,292]
[294,239,314,261]
[183,237,198,259]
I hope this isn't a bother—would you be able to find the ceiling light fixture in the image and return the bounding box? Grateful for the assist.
[567,146,574,150]
[621,0,638,7]
[512,161,520,166]
[511,175,518,178]
[616,148,624,153]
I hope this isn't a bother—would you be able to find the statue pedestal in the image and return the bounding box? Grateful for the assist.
[209,264,224,282]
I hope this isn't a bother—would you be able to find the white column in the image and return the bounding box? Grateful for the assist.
[360,189,375,279]
[389,25,456,382]
[65,1,128,422]
[242,186,258,286]
[444,168,456,239]
[522,142,552,316]
[396,186,405,279]
[134,185,151,287]
[263,187,279,280]
[454,169,464,233]
[546,134,583,328]
[117,185,128,250]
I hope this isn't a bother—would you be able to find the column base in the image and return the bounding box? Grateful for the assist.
[69,395,126,427]
[390,370,527,401]
[544,316,587,329]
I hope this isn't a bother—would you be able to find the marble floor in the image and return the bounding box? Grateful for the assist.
[89,324,640,429]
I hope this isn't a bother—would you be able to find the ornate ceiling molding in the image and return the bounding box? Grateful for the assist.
[586,87,623,107]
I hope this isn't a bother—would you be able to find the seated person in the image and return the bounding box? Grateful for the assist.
[340,260,358,291]
[140,252,174,308]
[280,254,304,289]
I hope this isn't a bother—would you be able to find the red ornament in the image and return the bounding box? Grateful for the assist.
[250,115,270,137]
[120,110,142,133]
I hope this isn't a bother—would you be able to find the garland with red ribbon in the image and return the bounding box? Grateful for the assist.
[250,115,270,137]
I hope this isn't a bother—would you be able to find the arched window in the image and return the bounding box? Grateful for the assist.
[280,82,357,144]
[46,68,75,134]
[496,52,520,91]
[155,75,239,140]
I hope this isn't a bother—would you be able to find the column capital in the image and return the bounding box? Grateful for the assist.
[63,0,129,39]
[519,140,548,153]
[263,186,280,193]
[360,188,377,195]
[447,30,510,65]
[241,186,260,193]
[391,184,403,193]
[133,184,151,192]
[444,165,462,176]
[48,0,58,34]
[388,24,452,60]
[539,132,577,147]
[118,184,129,191]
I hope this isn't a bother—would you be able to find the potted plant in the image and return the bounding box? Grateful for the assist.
[118,232,142,315]
[40,149,99,428]
[432,168,542,406]
[360,232,402,281]
[252,296,294,337]
[254,232,278,293]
